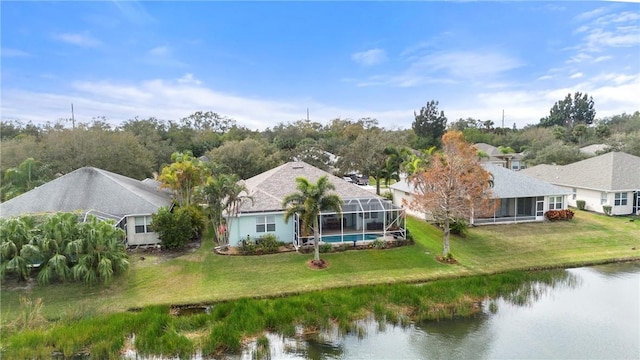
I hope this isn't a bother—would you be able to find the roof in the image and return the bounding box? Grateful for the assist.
[389,164,570,199]
[237,161,386,213]
[474,143,523,161]
[0,167,173,219]
[521,151,640,191]
[483,163,571,198]
[579,143,607,156]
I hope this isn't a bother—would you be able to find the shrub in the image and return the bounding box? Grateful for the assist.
[371,238,386,249]
[319,243,333,253]
[238,238,257,255]
[151,207,193,250]
[449,219,468,237]
[544,209,575,221]
[603,205,612,216]
[176,205,206,239]
[256,234,279,254]
[576,200,586,210]
[381,191,393,201]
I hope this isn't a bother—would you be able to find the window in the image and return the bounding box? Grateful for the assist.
[614,192,628,206]
[135,216,153,234]
[601,192,608,205]
[548,196,563,210]
[572,188,577,200]
[256,215,276,233]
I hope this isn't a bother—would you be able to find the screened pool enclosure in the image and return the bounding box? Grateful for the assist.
[293,196,406,249]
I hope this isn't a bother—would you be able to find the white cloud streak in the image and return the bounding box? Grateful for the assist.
[52,32,101,47]
[351,49,387,66]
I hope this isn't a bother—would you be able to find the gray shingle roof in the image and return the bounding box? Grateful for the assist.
[238,161,383,213]
[389,163,570,198]
[521,151,640,191]
[0,167,173,219]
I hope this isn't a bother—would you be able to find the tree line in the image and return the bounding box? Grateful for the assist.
[2,95,639,203]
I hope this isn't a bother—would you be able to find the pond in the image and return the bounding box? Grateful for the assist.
[240,262,640,359]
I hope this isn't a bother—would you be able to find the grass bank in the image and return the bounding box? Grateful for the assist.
[2,210,638,322]
[1,210,638,356]
[3,269,574,358]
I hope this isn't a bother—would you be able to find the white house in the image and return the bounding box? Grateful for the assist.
[0,167,173,247]
[389,163,571,225]
[521,151,640,216]
[225,162,406,248]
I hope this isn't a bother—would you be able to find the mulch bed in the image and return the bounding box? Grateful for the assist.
[307,259,330,270]
[435,255,458,265]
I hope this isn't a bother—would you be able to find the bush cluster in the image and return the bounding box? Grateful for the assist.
[576,200,586,210]
[238,234,282,255]
[544,209,575,221]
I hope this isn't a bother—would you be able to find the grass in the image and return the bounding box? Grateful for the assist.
[0,210,638,356]
[2,210,638,322]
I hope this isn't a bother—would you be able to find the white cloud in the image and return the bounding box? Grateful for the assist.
[53,32,101,47]
[574,7,607,22]
[537,75,553,81]
[570,72,584,79]
[351,48,387,66]
[411,51,522,80]
[177,73,202,85]
[149,46,169,57]
[1,48,31,57]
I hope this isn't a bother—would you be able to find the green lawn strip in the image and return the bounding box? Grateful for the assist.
[1,211,638,323]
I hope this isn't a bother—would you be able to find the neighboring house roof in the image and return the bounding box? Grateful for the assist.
[579,143,607,156]
[484,163,571,198]
[474,143,523,161]
[521,151,640,191]
[389,164,570,199]
[0,167,173,220]
[238,161,383,213]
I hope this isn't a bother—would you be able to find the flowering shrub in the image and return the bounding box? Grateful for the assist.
[544,209,575,221]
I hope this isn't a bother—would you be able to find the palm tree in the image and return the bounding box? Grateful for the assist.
[282,176,342,263]
[35,213,80,284]
[69,216,128,285]
[202,173,252,246]
[0,216,39,281]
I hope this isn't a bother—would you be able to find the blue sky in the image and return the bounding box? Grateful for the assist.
[1,1,639,130]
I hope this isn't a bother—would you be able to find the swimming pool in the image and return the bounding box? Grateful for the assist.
[321,234,380,243]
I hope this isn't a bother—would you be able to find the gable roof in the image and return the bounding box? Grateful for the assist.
[521,151,640,191]
[474,143,523,161]
[238,161,384,213]
[390,164,570,199]
[579,143,607,156]
[0,167,173,220]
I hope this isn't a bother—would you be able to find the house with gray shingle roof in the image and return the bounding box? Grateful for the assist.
[226,162,405,248]
[521,152,640,215]
[0,167,173,246]
[474,143,526,171]
[389,163,571,225]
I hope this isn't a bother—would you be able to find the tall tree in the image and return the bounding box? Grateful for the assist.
[412,100,447,149]
[158,151,208,207]
[1,158,51,201]
[539,92,595,129]
[206,138,279,179]
[408,131,494,257]
[202,173,251,246]
[282,176,342,263]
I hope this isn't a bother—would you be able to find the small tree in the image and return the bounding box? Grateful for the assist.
[151,207,193,250]
[282,176,342,263]
[408,131,494,257]
[202,173,251,246]
[158,151,207,207]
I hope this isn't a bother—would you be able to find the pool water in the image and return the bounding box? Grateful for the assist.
[321,234,380,243]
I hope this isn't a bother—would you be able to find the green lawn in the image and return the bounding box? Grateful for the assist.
[1,210,639,323]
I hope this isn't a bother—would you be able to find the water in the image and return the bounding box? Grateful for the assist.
[321,234,380,243]
[242,262,640,360]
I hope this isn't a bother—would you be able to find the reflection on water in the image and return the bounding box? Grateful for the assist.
[241,263,639,360]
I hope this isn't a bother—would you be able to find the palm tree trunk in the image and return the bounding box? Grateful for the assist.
[313,217,320,262]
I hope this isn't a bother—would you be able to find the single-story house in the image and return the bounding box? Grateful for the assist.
[389,163,571,225]
[474,143,526,171]
[0,167,173,247]
[521,151,640,216]
[226,161,406,248]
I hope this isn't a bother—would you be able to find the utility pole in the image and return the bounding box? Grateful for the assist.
[71,103,76,129]
[501,109,504,129]
[306,108,309,121]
